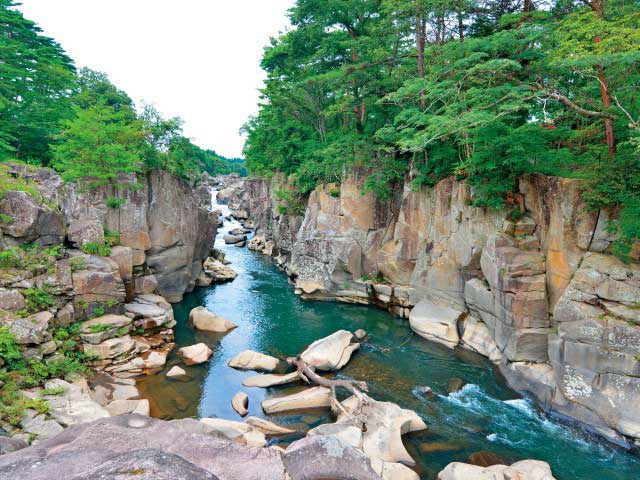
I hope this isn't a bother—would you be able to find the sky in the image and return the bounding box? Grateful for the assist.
[18,0,295,159]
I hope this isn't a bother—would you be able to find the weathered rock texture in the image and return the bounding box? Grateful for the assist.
[221,170,640,448]
[1,164,216,303]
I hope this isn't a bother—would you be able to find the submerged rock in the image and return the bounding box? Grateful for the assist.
[166,365,189,381]
[228,350,280,372]
[468,451,510,467]
[300,330,360,371]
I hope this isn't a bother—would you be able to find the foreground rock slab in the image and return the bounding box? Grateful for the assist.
[0,415,285,480]
[245,417,296,436]
[438,460,556,480]
[300,330,360,371]
[228,350,280,372]
[283,435,381,480]
[409,300,464,349]
[198,417,266,447]
[261,387,332,414]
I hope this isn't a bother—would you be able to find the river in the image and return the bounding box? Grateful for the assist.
[137,190,640,480]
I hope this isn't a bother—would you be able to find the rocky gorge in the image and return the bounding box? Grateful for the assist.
[219,169,640,451]
[0,165,637,480]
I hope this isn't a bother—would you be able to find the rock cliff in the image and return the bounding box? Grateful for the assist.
[219,169,640,450]
[0,164,216,443]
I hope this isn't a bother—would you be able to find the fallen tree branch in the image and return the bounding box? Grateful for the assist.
[286,356,371,428]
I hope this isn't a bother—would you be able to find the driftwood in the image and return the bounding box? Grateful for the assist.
[286,356,370,428]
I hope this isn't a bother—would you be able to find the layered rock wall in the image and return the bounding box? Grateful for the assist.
[220,170,640,449]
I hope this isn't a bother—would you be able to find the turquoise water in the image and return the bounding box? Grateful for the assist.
[138,215,640,480]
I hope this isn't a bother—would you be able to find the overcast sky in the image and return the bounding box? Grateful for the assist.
[18,0,294,158]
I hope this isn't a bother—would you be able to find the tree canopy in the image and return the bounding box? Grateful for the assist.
[0,1,245,182]
[243,0,640,258]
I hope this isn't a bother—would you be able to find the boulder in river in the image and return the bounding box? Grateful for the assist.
[232,392,249,417]
[337,396,427,466]
[242,371,301,388]
[178,343,213,365]
[224,234,246,245]
[202,257,238,282]
[437,459,556,480]
[409,300,464,349]
[447,378,466,394]
[261,386,332,414]
[300,330,360,371]
[189,306,237,333]
[228,350,280,372]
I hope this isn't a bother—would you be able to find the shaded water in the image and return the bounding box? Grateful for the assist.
[137,192,640,480]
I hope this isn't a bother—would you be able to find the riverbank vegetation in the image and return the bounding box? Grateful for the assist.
[243,0,639,259]
[0,0,245,184]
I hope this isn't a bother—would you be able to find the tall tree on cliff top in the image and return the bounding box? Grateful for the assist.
[0,0,75,162]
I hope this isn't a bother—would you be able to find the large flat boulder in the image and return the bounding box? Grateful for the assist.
[437,459,556,480]
[0,415,286,480]
[283,435,381,480]
[243,371,301,388]
[409,300,464,349]
[261,387,332,414]
[228,350,280,372]
[300,330,360,371]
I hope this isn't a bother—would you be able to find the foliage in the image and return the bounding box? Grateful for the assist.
[0,0,76,162]
[80,242,112,257]
[23,286,57,313]
[103,229,120,247]
[0,322,89,427]
[243,0,640,259]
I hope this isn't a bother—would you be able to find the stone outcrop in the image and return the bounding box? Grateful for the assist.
[437,459,556,480]
[228,350,280,372]
[189,306,236,332]
[223,169,640,447]
[300,330,360,370]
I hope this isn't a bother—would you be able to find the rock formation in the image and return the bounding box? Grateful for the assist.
[219,170,640,448]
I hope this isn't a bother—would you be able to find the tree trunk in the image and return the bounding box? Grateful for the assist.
[592,0,616,156]
[458,0,464,42]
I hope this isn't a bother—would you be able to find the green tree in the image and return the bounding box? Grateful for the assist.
[0,0,75,162]
[51,103,145,188]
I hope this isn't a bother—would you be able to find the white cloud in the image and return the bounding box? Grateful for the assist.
[18,0,294,158]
